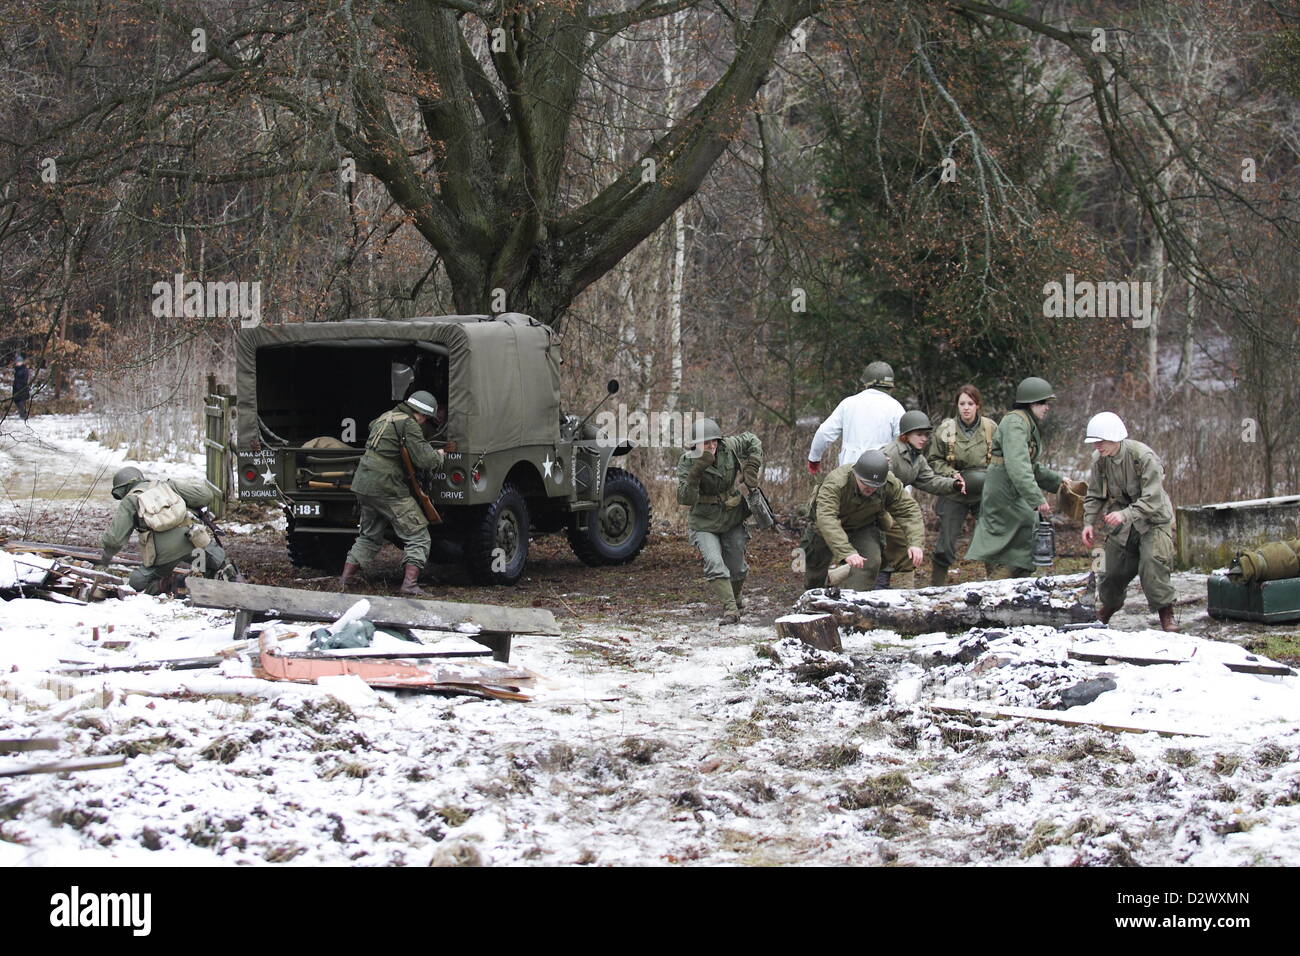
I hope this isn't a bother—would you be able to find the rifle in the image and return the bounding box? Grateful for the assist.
[400,442,443,525]
[194,508,225,548]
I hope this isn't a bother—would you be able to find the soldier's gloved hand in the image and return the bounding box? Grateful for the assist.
[688,451,715,479]
[807,459,820,475]
[742,458,761,487]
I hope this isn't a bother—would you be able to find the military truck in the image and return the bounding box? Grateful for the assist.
[233,314,651,584]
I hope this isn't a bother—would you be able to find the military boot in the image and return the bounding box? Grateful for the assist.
[874,571,892,589]
[710,578,740,625]
[731,576,747,612]
[929,561,950,587]
[1097,604,1120,625]
[1157,606,1177,632]
[339,561,361,592]
[399,564,427,597]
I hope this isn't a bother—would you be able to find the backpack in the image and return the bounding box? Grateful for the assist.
[130,481,191,532]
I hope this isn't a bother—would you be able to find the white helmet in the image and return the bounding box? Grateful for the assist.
[1084,411,1128,443]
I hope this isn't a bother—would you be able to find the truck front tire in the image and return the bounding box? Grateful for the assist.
[567,468,652,566]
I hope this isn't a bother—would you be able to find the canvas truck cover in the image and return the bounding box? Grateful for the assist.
[236,314,562,453]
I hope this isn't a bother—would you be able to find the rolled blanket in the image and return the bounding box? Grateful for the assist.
[1230,538,1300,583]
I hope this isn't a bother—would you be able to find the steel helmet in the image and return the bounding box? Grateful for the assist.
[1084,411,1128,443]
[861,361,895,390]
[1014,376,1056,404]
[688,417,723,447]
[406,390,438,416]
[961,468,987,496]
[898,410,933,435]
[111,466,144,500]
[852,449,890,488]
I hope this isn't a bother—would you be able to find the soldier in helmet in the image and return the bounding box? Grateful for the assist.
[927,385,998,586]
[340,390,453,596]
[877,410,965,587]
[96,466,235,594]
[675,417,763,625]
[966,377,1071,578]
[1080,412,1178,631]
[800,449,924,591]
[807,360,904,475]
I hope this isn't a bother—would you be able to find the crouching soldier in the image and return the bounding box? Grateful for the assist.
[97,467,235,594]
[1081,412,1178,632]
[676,417,763,625]
[878,410,963,588]
[340,390,450,596]
[800,449,924,591]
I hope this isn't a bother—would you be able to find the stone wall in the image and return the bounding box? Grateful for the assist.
[1176,495,1300,570]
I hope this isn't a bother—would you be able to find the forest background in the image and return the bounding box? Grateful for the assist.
[4,0,1300,525]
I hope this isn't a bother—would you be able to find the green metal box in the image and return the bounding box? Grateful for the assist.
[1207,574,1300,623]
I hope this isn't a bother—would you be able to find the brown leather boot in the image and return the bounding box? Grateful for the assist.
[929,562,950,587]
[399,564,427,596]
[338,561,361,592]
[1097,603,1120,625]
[1158,606,1177,632]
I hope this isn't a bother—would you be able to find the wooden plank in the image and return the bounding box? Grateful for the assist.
[54,656,223,675]
[0,756,127,778]
[1068,650,1187,667]
[0,738,59,754]
[187,578,559,637]
[925,699,1209,738]
[1224,661,1295,676]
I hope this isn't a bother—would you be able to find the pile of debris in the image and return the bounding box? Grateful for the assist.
[1,542,133,604]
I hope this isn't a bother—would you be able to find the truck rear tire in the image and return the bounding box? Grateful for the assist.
[567,467,651,566]
[287,528,354,572]
[466,483,530,585]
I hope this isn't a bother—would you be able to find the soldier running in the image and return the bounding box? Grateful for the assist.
[1080,412,1179,632]
[966,377,1070,579]
[877,410,964,588]
[676,417,763,625]
[97,466,235,594]
[807,361,904,475]
[800,449,924,591]
[340,390,451,596]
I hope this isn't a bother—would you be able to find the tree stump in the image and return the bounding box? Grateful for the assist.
[775,613,842,652]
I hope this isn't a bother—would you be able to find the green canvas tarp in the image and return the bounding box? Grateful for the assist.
[235,313,562,454]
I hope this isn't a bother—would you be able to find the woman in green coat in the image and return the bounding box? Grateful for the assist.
[965,377,1067,578]
[927,384,998,586]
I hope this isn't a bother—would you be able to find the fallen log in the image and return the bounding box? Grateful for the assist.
[793,572,1097,636]
[0,738,59,754]
[0,755,127,778]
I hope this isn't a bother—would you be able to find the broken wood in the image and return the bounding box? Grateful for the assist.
[3,541,142,565]
[0,755,127,778]
[0,738,59,754]
[775,613,842,652]
[255,634,532,701]
[925,699,1209,738]
[794,572,1097,636]
[1065,649,1294,676]
[188,578,560,662]
[54,656,223,675]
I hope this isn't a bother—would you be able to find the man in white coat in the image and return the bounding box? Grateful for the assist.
[807,361,905,474]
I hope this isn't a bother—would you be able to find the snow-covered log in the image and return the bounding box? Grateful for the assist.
[774,613,841,651]
[793,573,1097,635]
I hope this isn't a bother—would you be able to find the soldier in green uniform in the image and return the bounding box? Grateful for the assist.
[878,410,964,588]
[800,449,925,591]
[927,385,998,586]
[966,377,1068,578]
[97,466,234,594]
[675,418,763,625]
[1080,412,1178,631]
[340,391,450,596]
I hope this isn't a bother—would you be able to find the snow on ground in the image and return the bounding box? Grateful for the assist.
[0,414,205,540]
[2,582,1298,867]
